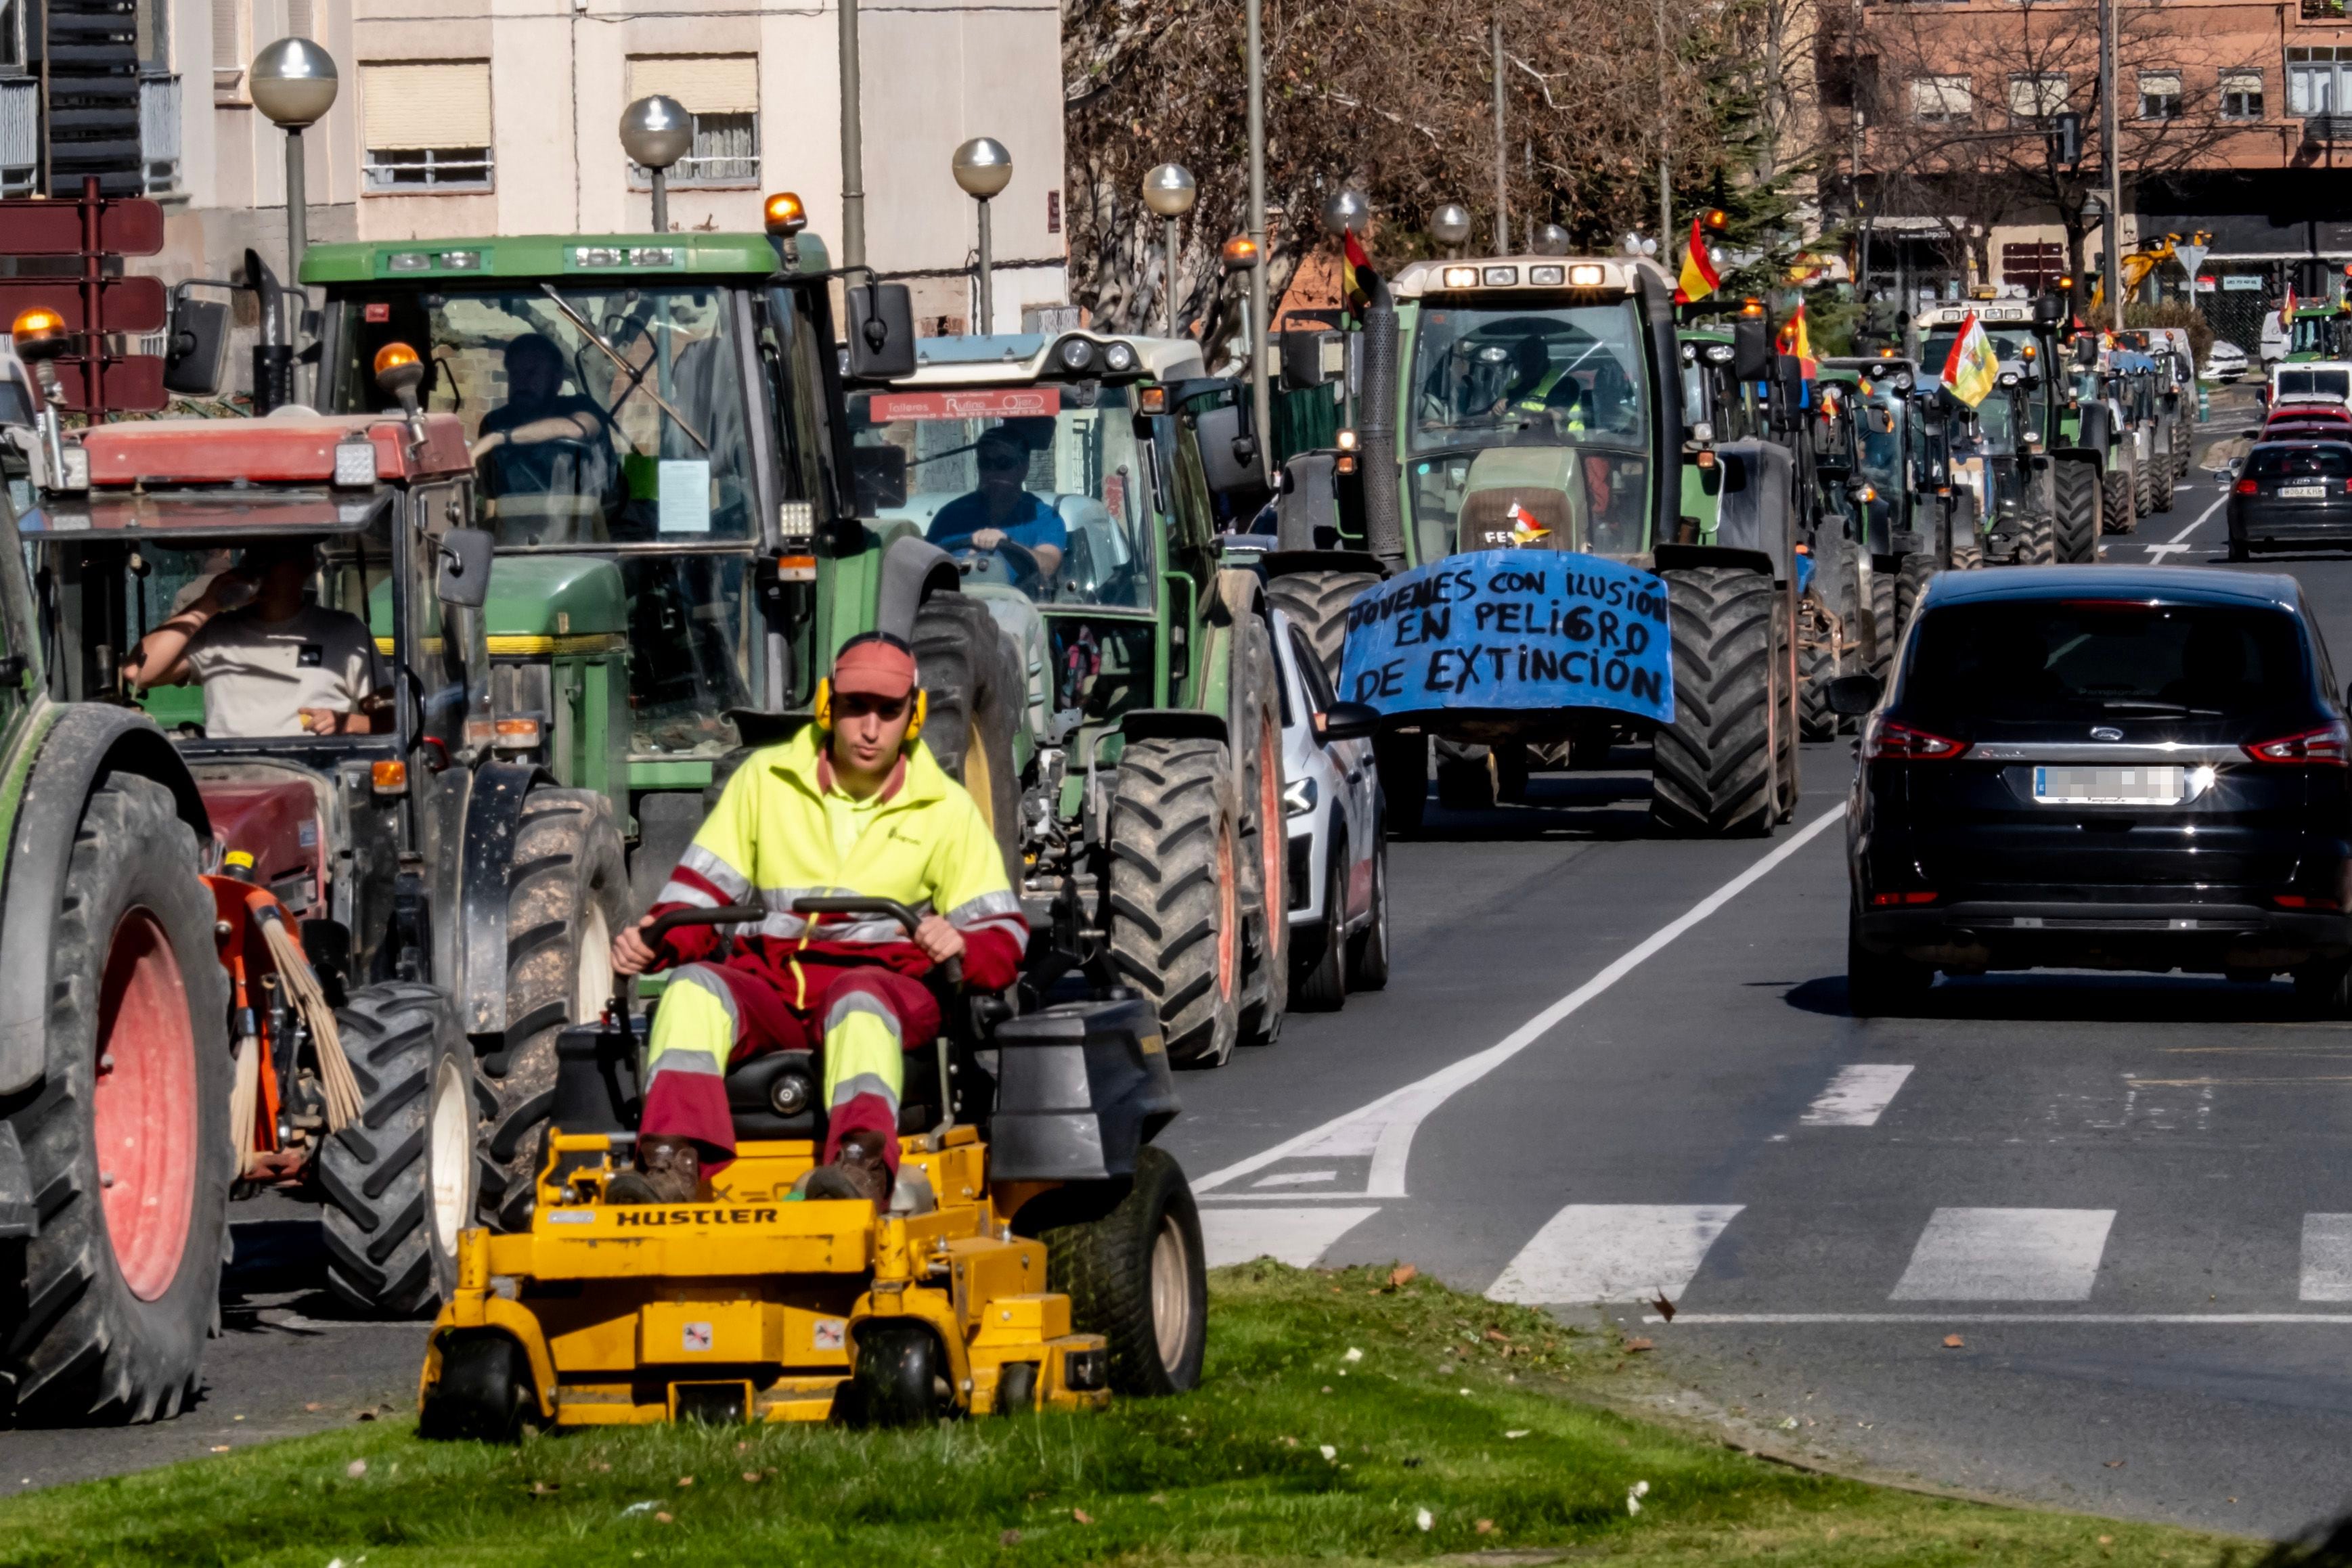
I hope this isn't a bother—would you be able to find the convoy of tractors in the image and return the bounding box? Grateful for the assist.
[0,164,2202,1435]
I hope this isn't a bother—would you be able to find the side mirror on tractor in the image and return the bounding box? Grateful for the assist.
[1733,318,1773,382]
[437,527,496,608]
[1314,702,1381,743]
[162,287,231,399]
[1825,673,1883,717]
[844,284,918,380]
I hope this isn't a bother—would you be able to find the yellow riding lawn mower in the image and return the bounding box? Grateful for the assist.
[417,898,1205,1435]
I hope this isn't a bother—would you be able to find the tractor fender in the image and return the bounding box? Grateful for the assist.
[1209,564,1264,628]
[454,759,554,1037]
[0,704,208,1098]
[875,535,961,642]
[1121,709,1229,748]
[2075,403,2116,461]
[1258,547,1385,581]
[1654,542,1779,582]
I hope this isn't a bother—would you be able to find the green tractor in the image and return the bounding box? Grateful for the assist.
[1266,256,1800,837]
[1819,355,1940,665]
[1917,298,2103,555]
[841,332,1293,1065]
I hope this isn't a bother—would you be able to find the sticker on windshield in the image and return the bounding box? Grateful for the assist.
[869,389,1061,421]
[659,459,712,533]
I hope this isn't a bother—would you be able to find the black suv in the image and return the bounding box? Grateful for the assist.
[1837,566,2352,1013]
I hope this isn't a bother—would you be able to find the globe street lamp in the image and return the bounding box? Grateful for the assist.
[1532,223,1572,257]
[620,95,693,234]
[250,37,336,408]
[953,137,1013,334]
[1429,202,1473,258]
[1142,163,1197,338]
[1320,188,1370,240]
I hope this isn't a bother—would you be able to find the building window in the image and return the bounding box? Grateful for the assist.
[1911,74,1973,121]
[0,0,22,70]
[2305,0,2346,20]
[361,61,494,192]
[626,56,760,187]
[2007,72,2068,124]
[2137,70,2182,118]
[2222,69,2265,118]
[2290,47,2352,114]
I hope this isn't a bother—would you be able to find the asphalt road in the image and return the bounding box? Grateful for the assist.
[23,391,2352,1543]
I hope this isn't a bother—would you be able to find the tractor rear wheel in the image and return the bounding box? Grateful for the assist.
[1,775,227,1425]
[318,983,471,1316]
[1266,569,1379,687]
[1894,553,1936,643]
[1105,738,1245,1068]
[1041,1145,1207,1397]
[2052,457,2099,563]
[419,1328,534,1441]
[2100,467,2135,535]
[1772,588,1798,822]
[2151,455,2176,513]
[1226,610,1289,1045]
[1798,597,1840,742]
[913,589,1025,884]
[476,790,628,1232]
[1653,565,1777,838]
[1867,566,1896,681]
[2013,508,2056,566]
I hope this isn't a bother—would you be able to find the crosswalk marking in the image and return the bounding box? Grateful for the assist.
[2300,1213,2352,1301]
[1800,1065,1915,1127]
[1889,1208,2116,1302]
[1199,1206,1379,1268]
[1486,1204,1744,1305]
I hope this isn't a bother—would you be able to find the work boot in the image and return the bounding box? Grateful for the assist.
[604,1135,701,1205]
[803,1128,891,1206]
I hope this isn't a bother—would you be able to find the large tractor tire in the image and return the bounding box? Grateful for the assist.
[2052,457,2100,564]
[476,790,629,1232]
[2133,459,2154,520]
[1894,552,1936,644]
[1225,609,1289,1044]
[913,590,1025,884]
[1,774,229,1424]
[1653,565,1777,838]
[1376,732,1429,836]
[1106,738,1245,1068]
[1797,621,1839,741]
[2100,466,2135,535]
[2150,454,2176,514]
[1867,567,1896,682]
[1040,1145,1207,1397]
[1772,586,1798,822]
[1266,569,1380,687]
[317,983,472,1316]
[2012,508,2056,566]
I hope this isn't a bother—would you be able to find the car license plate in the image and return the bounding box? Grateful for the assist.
[2033,765,2185,805]
[2280,484,2329,499]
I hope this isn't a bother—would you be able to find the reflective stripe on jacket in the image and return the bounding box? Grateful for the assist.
[649,726,1025,998]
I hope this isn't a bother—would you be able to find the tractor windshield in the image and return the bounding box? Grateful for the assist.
[845,384,1157,610]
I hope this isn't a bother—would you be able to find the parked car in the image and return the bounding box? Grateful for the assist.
[1270,606,1390,1010]
[2201,340,2250,383]
[2228,441,2352,558]
[1835,566,2352,1014]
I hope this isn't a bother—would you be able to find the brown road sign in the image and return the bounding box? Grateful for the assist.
[0,197,167,258]
[45,358,168,414]
[0,277,169,336]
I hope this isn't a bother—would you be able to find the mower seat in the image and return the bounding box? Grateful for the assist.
[724,1046,942,1141]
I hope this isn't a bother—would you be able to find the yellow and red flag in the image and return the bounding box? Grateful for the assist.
[1505,499,1550,545]
[1342,228,1377,319]
[2283,285,2299,329]
[1939,311,2000,408]
[1674,215,1722,306]
[1775,302,1811,363]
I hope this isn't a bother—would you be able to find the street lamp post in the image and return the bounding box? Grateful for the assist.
[1431,202,1473,259]
[1142,164,1197,338]
[620,96,693,234]
[1490,13,1509,251]
[1245,0,1272,484]
[249,37,336,411]
[839,0,866,269]
[953,137,1013,334]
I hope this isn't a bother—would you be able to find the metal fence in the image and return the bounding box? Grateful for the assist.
[0,78,35,197]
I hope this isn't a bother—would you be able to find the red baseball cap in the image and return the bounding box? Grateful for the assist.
[831,633,918,701]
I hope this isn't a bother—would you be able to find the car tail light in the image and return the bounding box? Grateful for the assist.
[2235,478,2259,495]
[1866,719,1968,760]
[1869,890,1939,907]
[2274,893,2345,910]
[2244,722,2351,766]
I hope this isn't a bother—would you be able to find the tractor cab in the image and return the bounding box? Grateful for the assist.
[1821,356,1923,559]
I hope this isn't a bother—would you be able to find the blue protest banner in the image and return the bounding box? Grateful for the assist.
[1338,550,1673,723]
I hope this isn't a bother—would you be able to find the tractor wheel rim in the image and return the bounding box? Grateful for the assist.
[575,904,613,1025]
[1258,723,1284,943]
[1151,1213,1193,1370]
[1216,818,1239,1004]
[429,1052,475,1257]
[92,909,197,1302]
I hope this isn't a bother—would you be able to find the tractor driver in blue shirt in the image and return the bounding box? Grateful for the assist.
[927,428,1067,584]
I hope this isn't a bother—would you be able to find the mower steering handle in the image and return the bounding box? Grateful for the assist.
[791,895,962,988]
[643,903,767,948]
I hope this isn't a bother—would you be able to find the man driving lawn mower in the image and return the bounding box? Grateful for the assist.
[606,630,1027,1207]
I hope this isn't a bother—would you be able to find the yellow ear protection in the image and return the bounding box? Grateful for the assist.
[814,631,927,749]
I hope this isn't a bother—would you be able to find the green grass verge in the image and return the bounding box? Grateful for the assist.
[0,1263,2242,1567]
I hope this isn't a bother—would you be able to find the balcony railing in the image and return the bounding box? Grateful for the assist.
[140,73,181,194]
[1,76,34,198]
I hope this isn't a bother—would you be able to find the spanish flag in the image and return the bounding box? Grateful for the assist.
[1775,302,1811,363]
[1940,311,1999,409]
[2282,285,2299,330]
[1674,215,1723,306]
[1343,228,1378,320]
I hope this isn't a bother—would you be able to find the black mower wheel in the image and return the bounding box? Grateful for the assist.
[1291,830,1348,1012]
[1225,609,1289,1045]
[1345,829,1391,992]
[853,1320,944,1427]
[419,1329,535,1441]
[318,982,472,1316]
[476,790,628,1232]
[1893,552,1936,643]
[2101,466,2135,535]
[996,1360,1038,1415]
[1042,1145,1207,1397]
[1847,902,1935,1018]
[1376,733,1429,836]
[913,589,1026,885]
[1265,569,1379,687]
[1106,738,1245,1068]
[1653,565,1777,838]
[1,775,229,1425]
[2053,457,2100,563]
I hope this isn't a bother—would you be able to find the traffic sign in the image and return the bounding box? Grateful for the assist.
[0,181,170,413]
[0,277,169,335]
[0,198,165,258]
[42,359,169,415]
[2175,241,2209,284]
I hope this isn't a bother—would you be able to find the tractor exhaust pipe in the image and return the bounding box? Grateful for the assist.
[1356,279,1406,575]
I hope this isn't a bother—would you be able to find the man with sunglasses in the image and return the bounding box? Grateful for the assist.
[926,426,1067,580]
[604,633,1027,1207]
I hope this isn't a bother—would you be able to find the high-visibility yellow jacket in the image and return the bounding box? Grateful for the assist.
[650,726,1026,1000]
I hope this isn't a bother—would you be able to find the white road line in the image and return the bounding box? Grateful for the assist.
[1647,1313,2352,1325]
[1251,1170,1339,1188]
[1486,1204,1744,1305]
[1888,1207,2116,1302]
[1199,1206,1379,1268]
[1800,1064,1915,1127]
[2152,492,2229,550]
[1192,803,1849,1197]
[2300,1213,2352,1301]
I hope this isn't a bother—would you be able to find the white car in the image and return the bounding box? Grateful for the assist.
[1270,607,1389,1010]
[2200,340,2248,383]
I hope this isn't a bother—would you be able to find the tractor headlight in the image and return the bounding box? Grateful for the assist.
[1283,777,1317,817]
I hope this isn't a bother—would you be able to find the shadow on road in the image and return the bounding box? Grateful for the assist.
[1782,970,2321,1026]
[219,1216,393,1330]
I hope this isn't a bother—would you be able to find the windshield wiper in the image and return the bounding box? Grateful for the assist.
[2095,699,2225,717]
[537,284,709,453]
